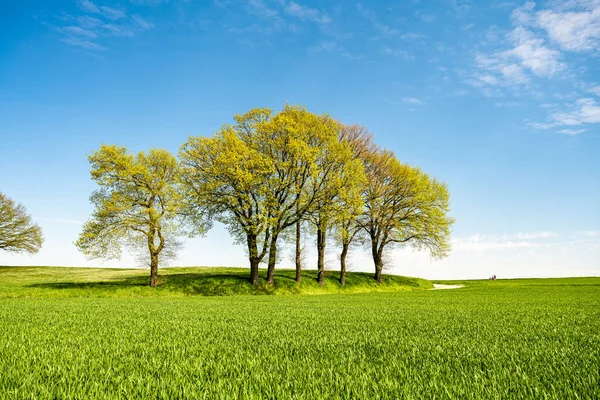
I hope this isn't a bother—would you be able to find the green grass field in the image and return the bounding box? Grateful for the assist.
[0,266,432,298]
[0,267,598,399]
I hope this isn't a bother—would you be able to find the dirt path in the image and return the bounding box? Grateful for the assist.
[432,284,465,290]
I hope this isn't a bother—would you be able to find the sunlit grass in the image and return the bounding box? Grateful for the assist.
[0,266,432,298]
[0,268,598,398]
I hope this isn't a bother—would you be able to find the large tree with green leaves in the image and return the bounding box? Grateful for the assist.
[0,192,43,254]
[304,137,365,286]
[250,105,350,285]
[76,145,184,287]
[181,105,346,286]
[332,124,376,285]
[361,149,454,283]
[180,110,274,287]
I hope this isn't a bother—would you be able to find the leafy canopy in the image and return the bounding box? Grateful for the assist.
[0,192,43,254]
[76,144,184,263]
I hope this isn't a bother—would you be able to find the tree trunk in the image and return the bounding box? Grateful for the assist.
[371,239,383,284]
[247,233,260,287]
[266,234,279,286]
[149,252,159,287]
[147,227,159,287]
[374,258,383,284]
[250,258,260,287]
[295,219,302,283]
[317,227,326,286]
[340,242,349,286]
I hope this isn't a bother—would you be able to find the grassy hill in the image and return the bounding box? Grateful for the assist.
[0,266,432,298]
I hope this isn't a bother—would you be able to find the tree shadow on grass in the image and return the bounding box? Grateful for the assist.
[27,272,266,296]
[24,268,428,296]
[28,275,149,291]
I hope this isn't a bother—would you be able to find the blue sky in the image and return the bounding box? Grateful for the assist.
[1,0,599,279]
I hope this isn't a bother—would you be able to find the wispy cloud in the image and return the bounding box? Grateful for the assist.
[532,97,600,130]
[247,0,278,18]
[284,2,331,25]
[242,0,332,34]
[54,0,153,52]
[402,97,425,105]
[61,37,107,51]
[537,3,600,51]
[419,13,437,23]
[309,41,362,61]
[381,45,413,59]
[59,26,98,39]
[453,231,558,251]
[469,1,600,134]
[514,231,557,239]
[356,2,422,39]
[78,0,125,20]
[79,0,100,13]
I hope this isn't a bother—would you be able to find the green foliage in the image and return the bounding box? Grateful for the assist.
[0,192,43,254]
[181,107,455,285]
[76,145,184,286]
[0,271,598,398]
[180,105,367,285]
[362,148,455,280]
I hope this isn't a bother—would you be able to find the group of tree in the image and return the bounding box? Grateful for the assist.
[76,105,454,287]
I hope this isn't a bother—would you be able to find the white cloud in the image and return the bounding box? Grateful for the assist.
[452,231,558,251]
[78,0,126,20]
[420,14,436,22]
[79,0,100,13]
[99,6,126,20]
[56,2,153,52]
[549,98,600,126]
[558,128,586,135]
[587,85,600,97]
[401,32,425,40]
[515,231,558,239]
[381,45,413,59]
[452,235,536,251]
[471,1,600,132]
[494,101,521,107]
[61,37,108,51]
[357,3,420,38]
[284,2,331,25]
[537,7,600,51]
[243,0,331,33]
[247,0,278,18]
[60,26,98,38]
[132,15,153,30]
[402,97,425,105]
[505,26,564,77]
[374,22,399,36]
[310,41,337,52]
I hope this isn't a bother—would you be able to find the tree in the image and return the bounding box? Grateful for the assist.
[180,110,274,286]
[304,134,365,286]
[256,105,347,285]
[76,145,184,287]
[0,192,43,254]
[361,149,454,283]
[181,105,346,286]
[332,124,377,286]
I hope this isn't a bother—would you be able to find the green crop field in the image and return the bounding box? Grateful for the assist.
[0,267,599,399]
